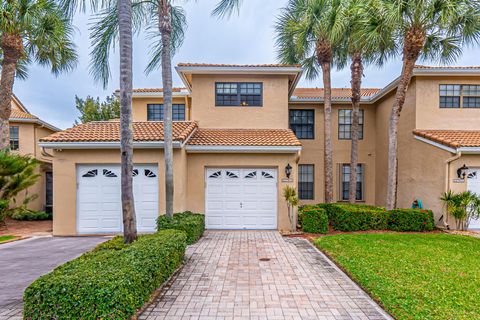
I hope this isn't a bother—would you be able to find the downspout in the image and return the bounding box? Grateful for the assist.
[444,151,462,229]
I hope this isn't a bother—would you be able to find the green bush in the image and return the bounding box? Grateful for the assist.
[23,230,187,320]
[313,203,388,231]
[301,206,328,234]
[157,211,205,245]
[388,209,435,232]
[0,200,8,223]
[10,210,50,221]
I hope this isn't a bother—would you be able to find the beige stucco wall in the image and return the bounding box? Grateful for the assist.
[290,103,376,205]
[416,76,480,130]
[186,152,299,231]
[131,97,191,121]
[50,148,188,236]
[190,74,290,129]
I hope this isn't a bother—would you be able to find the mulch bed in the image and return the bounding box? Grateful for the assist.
[0,217,52,237]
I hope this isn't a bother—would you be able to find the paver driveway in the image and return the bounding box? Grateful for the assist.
[0,236,108,320]
[141,231,391,320]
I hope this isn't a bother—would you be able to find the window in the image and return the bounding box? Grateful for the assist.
[439,85,461,108]
[338,109,364,140]
[298,164,314,200]
[289,110,314,139]
[439,84,480,108]
[9,126,19,150]
[215,82,263,106]
[147,104,185,121]
[462,85,480,108]
[340,164,364,201]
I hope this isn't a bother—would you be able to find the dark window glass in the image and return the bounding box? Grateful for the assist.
[439,84,461,108]
[9,126,19,150]
[338,109,364,140]
[463,85,480,108]
[298,165,314,200]
[215,82,262,106]
[289,110,314,139]
[147,104,185,121]
[341,164,363,201]
[45,172,53,214]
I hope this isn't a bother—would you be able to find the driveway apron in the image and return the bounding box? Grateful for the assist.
[141,231,391,320]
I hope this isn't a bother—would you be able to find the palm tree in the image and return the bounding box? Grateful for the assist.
[381,0,480,210]
[275,0,345,203]
[0,0,77,150]
[336,0,395,203]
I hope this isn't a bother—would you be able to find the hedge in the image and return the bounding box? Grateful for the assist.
[301,203,436,232]
[157,211,205,245]
[301,206,328,234]
[388,208,435,231]
[23,230,187,320]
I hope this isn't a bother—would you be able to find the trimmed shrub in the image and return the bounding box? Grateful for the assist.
[23,230,187,320]
[157,211,205,245]
[10,210,50,221]
[301,206,328,234]
[388,209,435,232]
[314,203,388,231]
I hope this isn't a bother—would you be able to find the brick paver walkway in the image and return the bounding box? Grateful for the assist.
[140,231,391,320]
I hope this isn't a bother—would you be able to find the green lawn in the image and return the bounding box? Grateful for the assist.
[0,235,17,243]
[315,233,480,320]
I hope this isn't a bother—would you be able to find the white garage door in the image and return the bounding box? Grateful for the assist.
[77,164,158,234]
[205,168,277,229]
[467,168,480,229]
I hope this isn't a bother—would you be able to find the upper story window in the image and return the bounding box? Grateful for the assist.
[339,109,364,140]
[147,104,185,121]
[9,126,19,150]
[439,84,480,108]
[215,82,263,106]
[289,110,314,139]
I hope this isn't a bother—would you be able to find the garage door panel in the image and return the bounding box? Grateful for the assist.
[468,168,480,229]
[77,164,158,234]
[206,168,277,230]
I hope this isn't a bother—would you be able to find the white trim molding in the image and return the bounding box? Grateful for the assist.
[39,141,183,149]
[9,118,60,132]
[185,145,302,153]
[414,135,480,154]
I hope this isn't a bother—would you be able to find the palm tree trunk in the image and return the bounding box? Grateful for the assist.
[320,62,334,203]
[0,34,22,150]
[118,0,137,243]
[349,53,363,204]
[159,1,174,218]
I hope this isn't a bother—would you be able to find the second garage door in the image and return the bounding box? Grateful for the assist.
[77,164,158,234]
[205,168,277,230]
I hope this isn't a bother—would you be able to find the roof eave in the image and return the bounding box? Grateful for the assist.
[39,141,183,149]
[185,145,302,153]
[9,118,60,132]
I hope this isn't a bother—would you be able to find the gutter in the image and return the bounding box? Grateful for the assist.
[39,141,183,149]
[185,145,302,153]
[9,117,61,132]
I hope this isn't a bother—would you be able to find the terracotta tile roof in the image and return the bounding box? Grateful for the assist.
[415,65,480,70]
[414,130,480,148]
[9,109,38,120]
[40,121,197,143]
[292,87,381,99]
[177,63,301,68]
[187,128,301,146]
[133,87,187,93]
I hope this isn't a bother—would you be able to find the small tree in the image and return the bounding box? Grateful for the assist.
[283,185,299,232]
[74,94,120,124]
[0,150,40,220]
[440,190,480,230]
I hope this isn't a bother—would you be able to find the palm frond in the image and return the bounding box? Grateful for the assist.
[212,0,242,18]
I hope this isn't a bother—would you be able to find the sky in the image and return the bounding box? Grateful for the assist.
[13,0,480,130]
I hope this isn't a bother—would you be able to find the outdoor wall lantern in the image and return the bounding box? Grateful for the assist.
[285,163,292,179]
[457,164,469,179]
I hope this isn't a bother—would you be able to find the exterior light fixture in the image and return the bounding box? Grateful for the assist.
[285,163,292,179]
[457,164,469,179]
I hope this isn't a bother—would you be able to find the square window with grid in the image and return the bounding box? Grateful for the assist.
[147,104,185,121]
[9,126,19,150]
[216,82,262,106]
[338,109,364,140]
[298,164,314,200]
[341,164,363,201]
[439,84,461,108]
[289,110,314,139]
[462,85,480,108]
